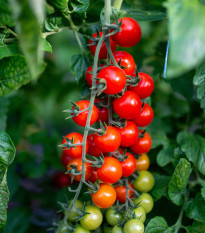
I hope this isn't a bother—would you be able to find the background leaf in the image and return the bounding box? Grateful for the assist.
[124,10,166,21]
[187,221,205,233]
[145,216,174,233]
[151,175,170,201]
[0,0,14,27]
[0,97,9,131]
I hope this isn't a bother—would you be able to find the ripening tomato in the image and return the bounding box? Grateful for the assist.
[128,72,154,99]
[115,183,134,203]
[67,158,92,182]
[89,32,116,59]
[52,171,71,188]
[72,100,98,127]
[113,91,142,119]
[111,17,141,47]
[133,171,155,192]
[61,151,72,167]
[87,134,102,157]
[136,153,150,171]
[94,126,121,152]
[132,103,154,127]
[91,183,117,208]
[120,152,136,177]
[117,121,139,147]
[62,132,88,158]
[97,157,122,184]
[85,64,105,87]
[88,168,98,183]
[113,51,135,75]
[97,66,126,95]
[130,131,152,154]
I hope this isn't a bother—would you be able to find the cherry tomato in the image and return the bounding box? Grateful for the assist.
[87,134,102,157]
[113,51,135,75]
[88,168,98,183]
[113,91,142,119]
[61,151,72,167]
[111,17,141,47]
[67,158,92,182]
[133,171,155,192]
[91,183,117,208]
[52,171,71,188]
[132,103,154,127]
[72,100,98,127]
[105,207,123,226]
[123,219,144,233]
[117,121,138,147]
[85,64,105,87]
[130,131,152,154]
[67,200,84,221]
[94,99,109,122]
[94,126,121,152]
[97,66,126,95]
[131,207,146,223]
[115,183,134,203]
[97,157,122,184]
[128,72,154,99]
[133,193,154,213]
[112,225,123,233]
[136,153,150,171]
[74,224,90,233]
[80,205,103,230]
[121,152,136,177]
[89,32,116,59]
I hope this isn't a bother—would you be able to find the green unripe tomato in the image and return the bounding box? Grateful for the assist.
[112,225,123,233]
[66,200,84,222]
[124,219,144,233]
[134,193,154,213]
[103,224,113,233]
[74,224,90,233]
[80,205,103,230]
[133,171,155,192]
[132,206,146,223]
[105,208,123,226]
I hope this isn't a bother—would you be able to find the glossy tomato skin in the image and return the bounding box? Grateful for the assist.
[115,183,134,203]
[94,98,109,122]
[128,72,154,99]
[136,153,150,171]
[89,32,116,59]
[123,219,144,233]
[111,17,141,47]
[61,151,72,167]
[117,121,138,147]
[112,226,123,233]
[130,131,152,154]
[87,134,102,157]
[113,91,142,119]
[121,152,136,177]
[97,66,126,95]
[131,207,146,223]
[133,170,155,192]
[52,171,71,188]
[134,193,154,213]
[94,126,121,152]
[113,51,135,75]
[67,158,92,182]
[62,132,88,158]
[105,207,123,226]
[97,157,122,184]
[133,103,154,127]
[91,183,117,208]
[72,100,98,127]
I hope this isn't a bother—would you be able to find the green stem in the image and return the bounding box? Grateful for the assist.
[122,179,129,224]
[113,0,123,10]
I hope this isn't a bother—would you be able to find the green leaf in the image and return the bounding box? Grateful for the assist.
[187,221,205,233]
[70,0,90,14]
[44,16,67,32]
[185,193,205,222]
[124,10,166,21]
[157,145,174,167]
[151,175,170,201]
[41,38,52,53]
[0,43,20,60]
[177,131,205,175]
[168,158,192,205]
[0,0,15,27]
[201,183,205,201]
[9,0,45,77]
[145,216,174,233]
[0,97,9,131]
[166,0,205,78]
[193,61,205,113]
[48,0,69,15]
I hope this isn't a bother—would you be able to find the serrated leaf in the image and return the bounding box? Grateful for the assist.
[0,97,9,131]
[185,193,205,222]
[145,216,174,233]
[0,43,20,60]
[0,0,15,27]
[177,131,205,175]
[124,10,166,21]
[44,16,67,32]
[168,158,192,206]
[151,175,170,201]
[48,0,69,15]
[70,0,90,14]
[157,145,174,167]
[166,0,205,78]
[187,221,205,233]
[9,0,45,77]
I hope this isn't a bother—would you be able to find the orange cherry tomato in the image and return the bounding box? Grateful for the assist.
[136,153,150,171]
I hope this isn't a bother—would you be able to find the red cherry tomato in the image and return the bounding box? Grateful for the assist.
[117,121,139,147]
[132,103,154,127]
[62,132,88,158]
[87,134,102,157]
[52,171,71,188]
[85,64,105,87]
[113,51,135,75]
[94,126,121,152]
[72,100,98,127]
[113,91,142,119]
[67,158,92,182]
[97,157,122,184]
[136,153,150,171]
[91,183,117,208]
[128,72,154,99]
[115,183,134,203]
[61,151,72,167]
[89,32,116,59]
[130,131,152,154]
[111,17,141,47]
[88,169,98,183]
[97,66,126,95]
[121,152,136,177]
[94,99,109,122]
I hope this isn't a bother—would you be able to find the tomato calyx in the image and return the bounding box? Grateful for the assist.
[59,136,82,150]
[126,74,141,86]
[111,119,127,128]
[138,130,146,139]
[66,164,82,183]
[63,100,82,119]
[103,15,122,37]
[91,77,107,96]
[86,155,105,168]
[88,29,102,46]
[111,148,129,162]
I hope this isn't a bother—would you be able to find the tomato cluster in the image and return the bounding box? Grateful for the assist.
[57,17,156,233]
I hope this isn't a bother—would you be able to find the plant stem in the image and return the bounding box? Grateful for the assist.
[122,178,129,224]
[113,0,123,10]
